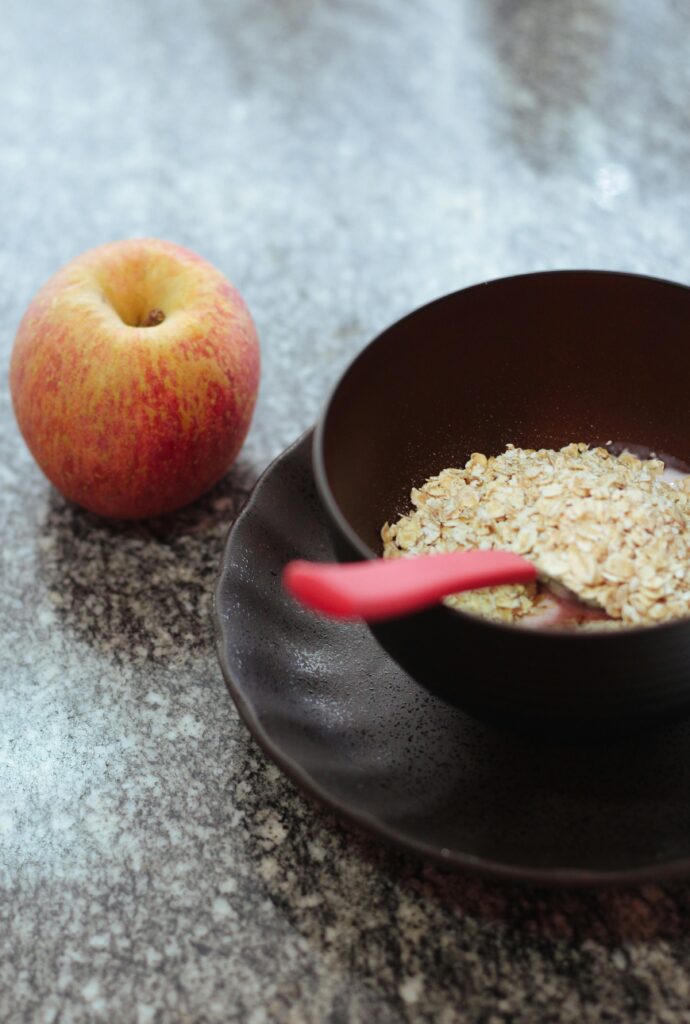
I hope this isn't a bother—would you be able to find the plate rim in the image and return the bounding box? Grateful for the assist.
[213,429,690,887]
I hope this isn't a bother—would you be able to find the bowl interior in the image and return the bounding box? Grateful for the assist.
[317,271,690,557]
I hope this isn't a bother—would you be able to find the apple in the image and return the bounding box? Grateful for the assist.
[9,238,260,518]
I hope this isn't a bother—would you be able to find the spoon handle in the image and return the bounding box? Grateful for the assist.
[283,550,537,621]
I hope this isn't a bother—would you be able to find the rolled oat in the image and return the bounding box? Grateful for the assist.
[381,444,690,629]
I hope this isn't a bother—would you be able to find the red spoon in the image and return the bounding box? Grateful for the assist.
[283,550,538,621]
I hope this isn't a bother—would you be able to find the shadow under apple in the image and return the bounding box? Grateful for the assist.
[35,456,257,667]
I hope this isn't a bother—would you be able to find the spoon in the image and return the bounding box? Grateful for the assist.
[283,551,607,622]
[282,550,538,621]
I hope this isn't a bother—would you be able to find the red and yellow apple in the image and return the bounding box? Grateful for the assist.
[9,238,260,518]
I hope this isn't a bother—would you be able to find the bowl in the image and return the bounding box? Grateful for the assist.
[313,270,690,735]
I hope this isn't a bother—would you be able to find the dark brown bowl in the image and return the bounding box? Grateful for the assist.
[313,270,690,735]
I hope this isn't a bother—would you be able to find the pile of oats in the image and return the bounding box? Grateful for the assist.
[381,444,690,629]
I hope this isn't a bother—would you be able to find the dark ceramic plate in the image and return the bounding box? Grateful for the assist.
[214,431,690,886]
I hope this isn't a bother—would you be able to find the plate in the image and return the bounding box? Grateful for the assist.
[213,431,690,885]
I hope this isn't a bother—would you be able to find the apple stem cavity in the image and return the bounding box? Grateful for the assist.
[140,308,166,327]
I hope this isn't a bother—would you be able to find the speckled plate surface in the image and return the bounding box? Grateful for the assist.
[214,431,690,886]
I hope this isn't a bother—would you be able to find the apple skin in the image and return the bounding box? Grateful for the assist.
[9,239,260,518]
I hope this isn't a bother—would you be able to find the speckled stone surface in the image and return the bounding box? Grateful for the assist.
[3,0,690,1021]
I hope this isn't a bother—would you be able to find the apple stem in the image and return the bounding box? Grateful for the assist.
[140,308,166,327]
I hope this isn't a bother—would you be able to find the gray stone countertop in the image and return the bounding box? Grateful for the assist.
[3,0,690,1020]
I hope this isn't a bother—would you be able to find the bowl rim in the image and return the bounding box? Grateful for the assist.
[312,268,690,642]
